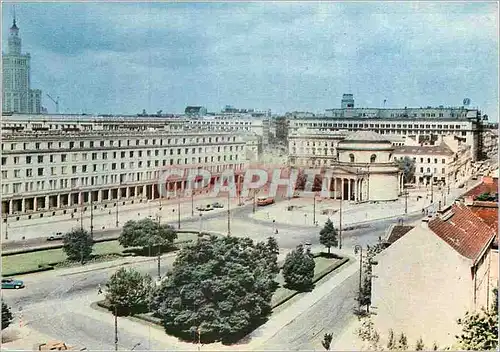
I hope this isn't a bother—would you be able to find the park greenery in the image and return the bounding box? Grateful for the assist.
[282,244,315,292]
[322,332,333,350]
[150,235,280,344]
[62,228,94,264]
[319,219,338,254]
[119,218,177,250]
[105,267,153,316]
[357,320,431,351]
[1,302,13,330]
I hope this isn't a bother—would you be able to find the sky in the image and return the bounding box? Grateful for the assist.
[2,1,499,119]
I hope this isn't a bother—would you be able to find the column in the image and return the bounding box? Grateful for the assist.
[33,197,38,211]
[347,179,351,201]
[78,192,82,206]
[21,198,26,213]
[355,180,359,202]
[9,200,13,215]
[56,194,61,208]
[143,185,147,199]
[341,178,345,201]
[45,195,50,209]
[97,190,102,202]
[126,186,130,199]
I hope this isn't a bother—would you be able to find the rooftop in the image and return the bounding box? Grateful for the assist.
[385,225,415,245]
[393,144,455,156]
[462,177,498,200]
[339,130,391,143]
[428,203,496,262]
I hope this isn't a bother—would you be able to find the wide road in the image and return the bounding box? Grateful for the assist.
[2,213,420,350]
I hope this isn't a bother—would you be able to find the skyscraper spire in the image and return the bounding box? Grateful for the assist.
[11,5,18,29]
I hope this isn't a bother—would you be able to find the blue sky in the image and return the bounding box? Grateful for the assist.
[2,2,498,119]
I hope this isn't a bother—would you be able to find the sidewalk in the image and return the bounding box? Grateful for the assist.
[3,195,245,242]
[249,181,475,229]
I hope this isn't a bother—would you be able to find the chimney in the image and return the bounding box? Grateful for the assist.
[464,196,474,206]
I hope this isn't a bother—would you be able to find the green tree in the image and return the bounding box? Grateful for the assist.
[432,342,439,350]
[62,229,94,264]
[1,302,13,330]
[105,267,153,316]
[282,244,316,292]
[415,337,425,350]
[456,288,498,350]
[322,333,333,350]
[319,219,338,254]
[119,218,177,249]
[396,156,416,184]
[151,235,278,344]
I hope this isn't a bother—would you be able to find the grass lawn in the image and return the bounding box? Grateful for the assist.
[2,233,200,276]
[270,255,342,308]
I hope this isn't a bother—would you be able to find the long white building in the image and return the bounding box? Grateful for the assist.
[0,114,256,221]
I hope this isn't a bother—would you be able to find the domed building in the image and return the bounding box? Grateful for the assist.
[328,131,402,202]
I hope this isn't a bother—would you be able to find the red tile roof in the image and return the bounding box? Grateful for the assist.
[429,203,496,262]
[469,204,498,231]
[463,178,498,200]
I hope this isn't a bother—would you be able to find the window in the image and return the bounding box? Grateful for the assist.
[442,168,445,174]
[442,159,445,164]
[370,154,377,163]
[37,168,44,176]
[26,169,32,177]
[349,153,355,163]
[420,167,424,172]
[434,158,437,164]
[1,157,6,165]
[26,156,32,164]
[61,154,67,162]
[38,156,43,163]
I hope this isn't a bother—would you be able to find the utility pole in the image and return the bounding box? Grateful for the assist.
[4,216,8,240]
[354,245,363,312]
[227,191,231,236]
[404,189,408,214]
[430,179,434,204]
[253,190,256,213]
[191,191,194,217]
[115,191,119,228]
[157,215,161,279]
[313,195,316,225]
[114,305,118,351]
[90,197,94,238]
[177,195,181,229]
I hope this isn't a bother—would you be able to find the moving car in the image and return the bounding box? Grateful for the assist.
[47,232,64,241]
[2,278,25,289]
[257,197,275,206]
[212,202,224,208]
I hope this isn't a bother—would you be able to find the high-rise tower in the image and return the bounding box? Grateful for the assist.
[2,14,42,114]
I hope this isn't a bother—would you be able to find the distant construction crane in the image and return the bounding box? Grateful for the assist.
[46,94,60,113]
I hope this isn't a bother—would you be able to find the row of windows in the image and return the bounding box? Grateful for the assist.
[3,163,246,195]
[2,136,240,151]
[295,122,465,129]
[394,156,447,164]
[4,154,240,179]
[1,146,242,166]
[418,167,447,175]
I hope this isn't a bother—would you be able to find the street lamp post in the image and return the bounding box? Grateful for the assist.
[199,213,203,233]
[177,195,181,229]
[339,195,343,250]
[4,216,8,240]
[191,190,194,217]
[354,245,363,312]
[90,196,94,238]
[404,188,408,214]
[115,186,120,228]
[313,195,316,225]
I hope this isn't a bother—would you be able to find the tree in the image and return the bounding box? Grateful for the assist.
[396,156,416,185]
[1,302,13,330]
[322,333,333,350]
[105,267,153,316]
[282,244,316,292]
[319,219,338,254]
[358,243,385,312]
[397,332,408,351]
[62,229,94,264]
[456,287,498,350]
[387,329,395,350]
[151,235,279,344]
[432,342,439,350]
[415,337,425,350]
[119,218,177,249]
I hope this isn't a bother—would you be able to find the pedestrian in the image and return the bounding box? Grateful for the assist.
[98,284,102,295]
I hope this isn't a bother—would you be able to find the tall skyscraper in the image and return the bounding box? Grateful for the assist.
[2,15,42,113]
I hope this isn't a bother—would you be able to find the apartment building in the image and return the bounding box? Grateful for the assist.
[1,116,251,221]
[393,135,473,187]
[288,129,346,167]
[186,114,270,146]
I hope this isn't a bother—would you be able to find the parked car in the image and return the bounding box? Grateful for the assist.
[2,278,25,289]
[196,204,213,211]
[212,202,224,208]
[47,232,64,241]
[257,197,275,206]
